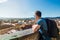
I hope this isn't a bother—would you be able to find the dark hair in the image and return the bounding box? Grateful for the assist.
[35,11,41,17]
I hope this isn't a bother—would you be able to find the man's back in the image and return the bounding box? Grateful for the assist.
[36,18,51,40]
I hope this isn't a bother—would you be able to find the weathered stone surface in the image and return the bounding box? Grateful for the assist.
[12,32,39,40]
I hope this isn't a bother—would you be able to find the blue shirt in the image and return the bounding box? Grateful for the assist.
[36,18,51,40]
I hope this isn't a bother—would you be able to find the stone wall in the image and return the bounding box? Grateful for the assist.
[0,32,60,40]
[11,32,60,40]
[11,32,39,40]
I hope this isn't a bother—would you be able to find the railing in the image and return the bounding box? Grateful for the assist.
[0,28,60,40]
[0,28,38,40]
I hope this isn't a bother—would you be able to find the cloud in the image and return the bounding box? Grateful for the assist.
[0,0,8,3]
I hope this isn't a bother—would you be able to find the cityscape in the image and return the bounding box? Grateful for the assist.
[0,17,60,35]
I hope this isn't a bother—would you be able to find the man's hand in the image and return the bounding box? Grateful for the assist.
[32,24,40,33]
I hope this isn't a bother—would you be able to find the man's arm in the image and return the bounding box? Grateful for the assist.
[32,24,40,32]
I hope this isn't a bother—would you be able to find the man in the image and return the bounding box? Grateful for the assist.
[32,11,51,40]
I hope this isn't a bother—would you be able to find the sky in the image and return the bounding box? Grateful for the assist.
[0,0,60,18]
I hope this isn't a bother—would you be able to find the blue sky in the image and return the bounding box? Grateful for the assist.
[0,0,60,18]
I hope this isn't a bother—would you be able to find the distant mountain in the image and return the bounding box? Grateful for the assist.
[0,17,60,20]
[45,17,60,19]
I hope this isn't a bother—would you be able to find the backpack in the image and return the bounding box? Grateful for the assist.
[44,18,59,38]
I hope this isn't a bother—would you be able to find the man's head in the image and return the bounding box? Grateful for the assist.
[35,11,42,19]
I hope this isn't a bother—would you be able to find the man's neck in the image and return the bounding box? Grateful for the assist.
[37,17,41,20]
[35,17,41,22]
